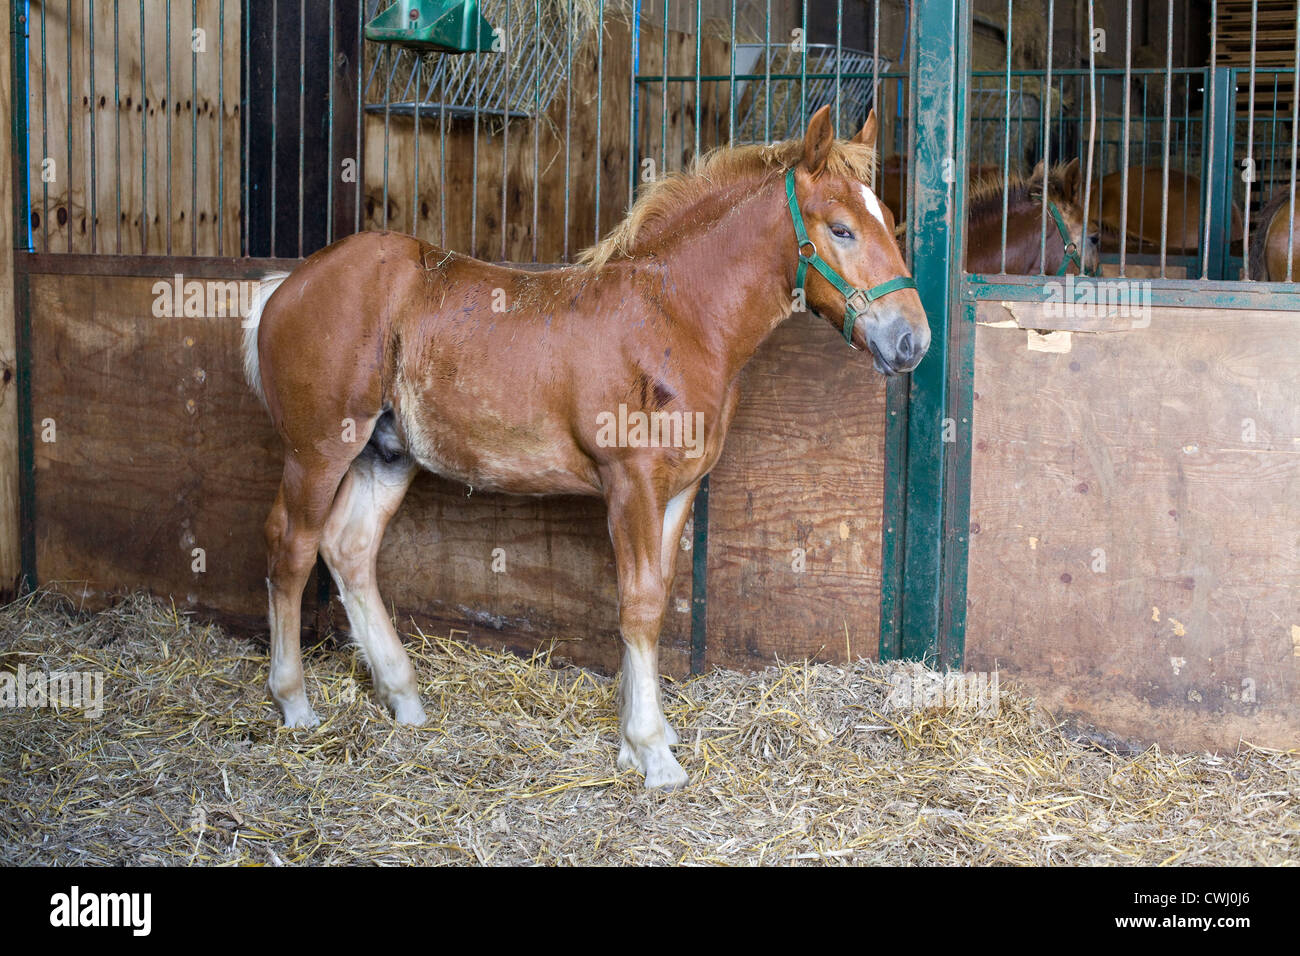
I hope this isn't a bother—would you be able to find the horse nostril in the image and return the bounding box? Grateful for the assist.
[897,330,914,361]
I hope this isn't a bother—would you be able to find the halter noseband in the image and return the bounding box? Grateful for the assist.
[786,168,917,347]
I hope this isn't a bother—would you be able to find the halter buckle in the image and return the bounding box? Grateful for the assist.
[845,289,870,314]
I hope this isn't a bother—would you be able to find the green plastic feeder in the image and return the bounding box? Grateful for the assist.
[364,0,496,54]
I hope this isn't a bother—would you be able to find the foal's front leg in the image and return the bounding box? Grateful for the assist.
[604,468,689,790]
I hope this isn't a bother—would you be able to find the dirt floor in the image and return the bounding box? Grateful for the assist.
[0,592,1296,865]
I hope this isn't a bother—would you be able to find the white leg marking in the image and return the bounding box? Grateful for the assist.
[320,459,425,725]
[617,641,687,790]
[267,578,320,729]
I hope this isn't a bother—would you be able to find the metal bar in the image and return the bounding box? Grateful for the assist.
[382,50,393,231]
[1158,0,1173,277]
[218,0,224,254]
[65,0,71,252]
[354,0,361,236]
[798,0,807,127]
[1205,66,1233,281]
[660,0,668,170]
[1081,0,1097,274]
[20,251,305,278]
[1289,1,1299,279]
[999,0,1011,273]
[1121,0,1132,274]
[165,0,171,254]
[413,55,421,243]
[693,0,700,160]
[1039,0,1054,273]
[728,0,736,144]
[11,0,37,587]
[594,0,604,242]
[89,0,97,252]
[834,0,842,133]
[241,0,248,255]
[297,0,304,256]
[270,0,277,254]
[324,0,332,246]
[963,272,1300,309]
[40,0,47,251]
[689,474,709,675]
[1242,0,1258,278]
[114,0,120,253]
[532,0,540,261]
[764,0,771,142]
[471,50,479,254]
[501,3,510,261]
[439,55,447,246]
[562,0,572,260]
[631,0,645,206]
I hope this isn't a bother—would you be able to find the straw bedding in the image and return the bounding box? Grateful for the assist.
[0,591,1295,866]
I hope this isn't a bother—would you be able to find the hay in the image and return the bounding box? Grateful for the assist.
[0,591,1295,866]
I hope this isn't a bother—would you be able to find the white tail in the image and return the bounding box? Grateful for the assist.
[241,273,290,406]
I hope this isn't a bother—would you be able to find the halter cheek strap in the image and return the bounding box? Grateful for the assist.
[786,168,917,346]
[1040,195,1090,276]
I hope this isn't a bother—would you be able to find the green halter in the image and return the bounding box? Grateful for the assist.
[785,168,917,346]
[1041,196,1088,276]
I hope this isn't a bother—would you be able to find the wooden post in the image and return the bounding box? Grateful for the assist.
[2,4,26,594]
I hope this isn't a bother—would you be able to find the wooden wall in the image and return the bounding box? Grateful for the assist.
[25,268,888,677]
[361,16,738,262]
[24,0,242,255]
[967,299,1300,751]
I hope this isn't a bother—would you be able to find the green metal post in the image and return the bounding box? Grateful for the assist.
[10,0,36,590]
[881,0,971,667]
[1205,66,1234,281]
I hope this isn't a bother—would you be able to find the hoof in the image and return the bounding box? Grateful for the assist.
[281,702,321,729]
[392,695,427,726]
[644,756,689,790]
[618,737,688,789]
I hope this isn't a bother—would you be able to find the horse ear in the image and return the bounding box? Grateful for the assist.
[852,109,878,150]
[801,104,835,177]
[1061,157,1082,202]
[1029,159,1045,184]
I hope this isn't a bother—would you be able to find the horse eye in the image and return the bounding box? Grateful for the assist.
[831,224,854,240]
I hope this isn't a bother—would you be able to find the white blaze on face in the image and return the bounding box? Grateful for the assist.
[857,182,887,228]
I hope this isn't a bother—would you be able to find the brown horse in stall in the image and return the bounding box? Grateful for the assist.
[242,106,928,789]
[883,157,1099,275]
[964,159,1099,274]
[1249,190,1300,281]
[1087,165,1244,256]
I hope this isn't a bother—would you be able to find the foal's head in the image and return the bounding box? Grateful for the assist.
[790,106,930,375]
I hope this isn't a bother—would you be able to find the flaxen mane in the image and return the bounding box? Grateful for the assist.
[578,138,879,270]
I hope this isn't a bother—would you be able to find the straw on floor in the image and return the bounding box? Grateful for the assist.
[0,591,1295,865]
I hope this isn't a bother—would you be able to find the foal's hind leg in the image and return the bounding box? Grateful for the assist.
[265,451,352,728]
[318,451,425,724]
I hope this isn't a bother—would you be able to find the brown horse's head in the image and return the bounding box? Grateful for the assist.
[790,106,930,375]
[1027,158,1100,274]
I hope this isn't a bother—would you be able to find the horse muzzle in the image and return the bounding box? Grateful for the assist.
[866,313,929,375]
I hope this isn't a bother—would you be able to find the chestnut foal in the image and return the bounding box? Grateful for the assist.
[243,106,929,788]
